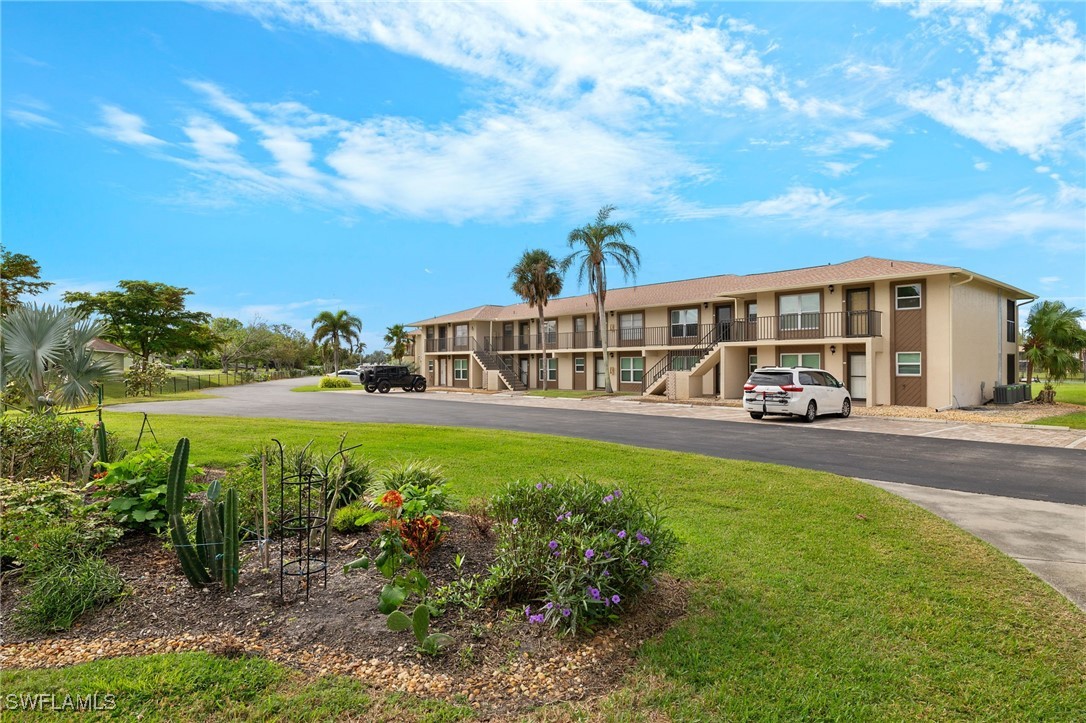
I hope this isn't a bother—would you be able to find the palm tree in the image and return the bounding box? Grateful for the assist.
[310,310,362,373]
[384,324,409,363]
[510,249,564,390]
[560,205,638,392]
[1022,301,1086,397]
[0,304,117,413]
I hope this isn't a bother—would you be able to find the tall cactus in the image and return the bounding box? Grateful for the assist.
[95,421,110,465]
[167,438,211,587]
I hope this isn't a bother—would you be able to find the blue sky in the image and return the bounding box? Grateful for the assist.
[4,1,1084,352]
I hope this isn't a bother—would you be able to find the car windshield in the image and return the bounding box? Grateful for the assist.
[748,372,793,387]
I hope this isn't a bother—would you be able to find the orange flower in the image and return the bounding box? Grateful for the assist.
[378,489,404,509]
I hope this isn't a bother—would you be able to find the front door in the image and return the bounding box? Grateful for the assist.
[595,355,606,389]
[519,358,530,386]
[502,323,513,352]
[437,326,448,351]
[519,322,531,350]
[573,316,587,348]
[439,359,447,386]
[715,305,734,342]
[847,288,871,337]
[848,352,867,400]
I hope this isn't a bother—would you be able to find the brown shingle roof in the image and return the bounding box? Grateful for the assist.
[87,338,132,355]
[410,256,1029,326]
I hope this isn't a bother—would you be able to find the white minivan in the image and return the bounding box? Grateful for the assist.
[743,367,852,422]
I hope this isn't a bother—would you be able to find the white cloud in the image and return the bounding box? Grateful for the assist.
[808,130,893,155]
[902,5,1085,159]
[183,117,240,161]
[973,161,990,171]
[5,109,59,128]
[93,104,165,146]
[823,161,858,177]
[1038,276,1061,285]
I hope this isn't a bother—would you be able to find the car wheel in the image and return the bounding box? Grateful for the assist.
[364,383,377,393]
[749,412,763,420]
[802,400,817,423]
[377,380,392,394]
[402,385,413,392]
[413,378,427,393]
[839,398,851,418]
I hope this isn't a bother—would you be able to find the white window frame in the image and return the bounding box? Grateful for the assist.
[618,312,644,342]
[670,308,699,338]
[780,352,821,368]
[619,356,644,383]
[896,352,922,376]
[537,357,557,381]
[779,293,820,331]
[452,358,468,380]
[574,357,585,373]
[895,284,922,310]
[542,319,557,345]
[748,354,758,374]
[746,302,758,322]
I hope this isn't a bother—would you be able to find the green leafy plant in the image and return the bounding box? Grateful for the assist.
[366,459,447,499]
[124,359,170,397]
[318,376,354,389]
[0,476,122,567]
[0,414,103,481]
[485,476,679,635]
[94,444,193,533]
[332,499,384,533]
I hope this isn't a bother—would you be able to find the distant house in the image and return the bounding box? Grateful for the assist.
[87,338,133,374]
[409,256,1034,408]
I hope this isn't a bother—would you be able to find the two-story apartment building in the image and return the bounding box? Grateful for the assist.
[409,257,1034,408]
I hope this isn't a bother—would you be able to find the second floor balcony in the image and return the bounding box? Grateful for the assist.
[422,310,882,353]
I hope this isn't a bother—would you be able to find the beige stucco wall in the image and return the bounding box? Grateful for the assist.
[949,279,1012,407]
[925,275,953,408]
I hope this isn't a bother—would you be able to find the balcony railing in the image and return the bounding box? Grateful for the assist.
[422,312,881,353]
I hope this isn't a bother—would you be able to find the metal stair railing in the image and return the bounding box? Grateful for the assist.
[471,338,526,391]
[640,324,722,394]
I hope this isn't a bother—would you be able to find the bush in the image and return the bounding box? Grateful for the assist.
[367,460,449,500]
[124,359,170,397]
[0,476,122,567]
[332,499,384,533]
[1,415,91,480]
[13,525,126,633]
[319,376,353,389]
[94,445,200,533]
[484,477,679,635]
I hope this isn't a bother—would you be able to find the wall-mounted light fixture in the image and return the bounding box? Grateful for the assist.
[830,345,837,355]
[829,284,835,293]
[703,302,709,309]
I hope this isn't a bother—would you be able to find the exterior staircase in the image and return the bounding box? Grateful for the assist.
[472,347,527,391]
[641,324,724,395]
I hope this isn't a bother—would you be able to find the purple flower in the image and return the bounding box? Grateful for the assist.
[512,518,519,526]
[555,511,571,522]
[585,549,595,560]
[640,559,649,567]
[636,531,651,545]
[613,489,623,499]
[604,598,611,607]
[611,594,621,604]
[602,570,611,577]
[553,550,561,558]
[603,550,612,559]
[617,530,627,539]
[524,605,531,618]
[560,607,571,618]
[543,602,553,610]
[529,614,545,624]
[535,482,544,490]
[588,587,601,600]
[602,494,614,504]
[548,540,559,550]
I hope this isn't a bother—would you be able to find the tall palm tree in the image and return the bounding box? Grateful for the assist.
[1,304,117,412]
[1022,300,1086,392]
[384,324,409,363]
[310,310,362,373]
[510,249,564,390]
[560,205,638,392]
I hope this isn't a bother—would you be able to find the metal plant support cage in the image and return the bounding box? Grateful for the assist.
[275,439,328,601]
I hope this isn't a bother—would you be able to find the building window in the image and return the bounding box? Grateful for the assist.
[619,356,644,383]
[748,354,758,374]
[1006,300,1016,343]
[537,358,557,381]
[780,352,820,368]
[574,357,585,373]
[453,324,469,348]
[618,312,643,342]
[896,352,921,376]
[427,361,434,373]
[543,319,557,345]
[895,284,922,310]
[670,308,699,338]
[453,358,468,380]
[671,355,699,371]
[746,303,758,322]
[779,293,820,330]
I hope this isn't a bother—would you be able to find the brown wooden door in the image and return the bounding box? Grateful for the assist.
[847,288,870,337]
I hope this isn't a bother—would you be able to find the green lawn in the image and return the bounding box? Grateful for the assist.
[1043,379,1086,405]
[7,411,1084,720]
[1031,411,1086,429]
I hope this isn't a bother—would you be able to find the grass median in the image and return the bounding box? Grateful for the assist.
[6,411,1084,720]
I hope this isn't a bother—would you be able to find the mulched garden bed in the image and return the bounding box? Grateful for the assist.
[0,512,687,718]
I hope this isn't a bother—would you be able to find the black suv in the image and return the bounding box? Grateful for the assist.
[361,365,427,393]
